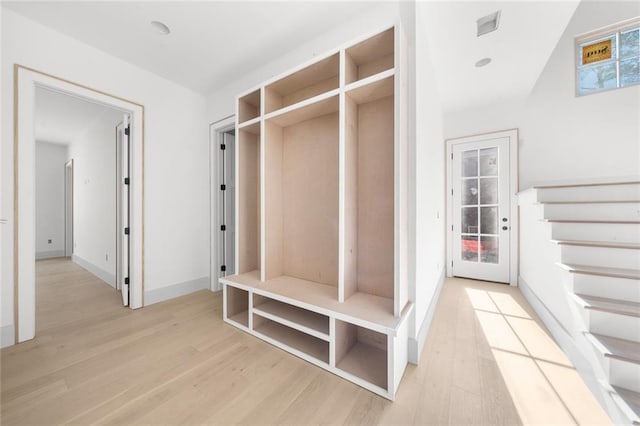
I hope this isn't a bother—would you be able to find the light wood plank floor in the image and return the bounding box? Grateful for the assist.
[1,258,610,425]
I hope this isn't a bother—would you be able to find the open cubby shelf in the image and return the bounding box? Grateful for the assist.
[238,89,261,124]
[254,316,330,364]
[223,25,410,400]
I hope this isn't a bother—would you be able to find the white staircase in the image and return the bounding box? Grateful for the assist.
[519,180,640,425]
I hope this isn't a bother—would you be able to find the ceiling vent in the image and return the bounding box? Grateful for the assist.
[477,11,501,37]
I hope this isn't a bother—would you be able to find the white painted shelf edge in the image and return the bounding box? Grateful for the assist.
[253,306,331,341]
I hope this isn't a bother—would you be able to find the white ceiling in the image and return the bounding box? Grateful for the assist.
[421,1,580,112]
[3,1,372,93]
[35,87,121,145]
[6,1,580,112]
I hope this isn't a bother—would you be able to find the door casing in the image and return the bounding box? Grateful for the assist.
[445,129,519,286]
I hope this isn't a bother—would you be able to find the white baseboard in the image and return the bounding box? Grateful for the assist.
[72,254,116,288]
[408,267,446,364]
[36,250,65,260]
[144,276,209,306]
[1,324,15,348]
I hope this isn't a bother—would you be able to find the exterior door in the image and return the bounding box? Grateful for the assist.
[220,131,236,277]
[451,136,511,283]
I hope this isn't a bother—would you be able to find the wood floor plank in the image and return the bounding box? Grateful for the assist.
[0,259,612,425]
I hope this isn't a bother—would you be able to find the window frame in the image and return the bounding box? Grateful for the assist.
[575,16,640,96]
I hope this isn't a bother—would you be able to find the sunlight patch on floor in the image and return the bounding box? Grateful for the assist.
[464,286,611,426]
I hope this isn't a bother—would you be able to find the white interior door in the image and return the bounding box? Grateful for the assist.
[120,115,130,306]
[451,137,511,283]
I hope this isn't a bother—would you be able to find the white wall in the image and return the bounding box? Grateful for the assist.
[444,1,640,189]
[68,109,122,285]
[35,142,67,258]
[1,8,209,344]
[411,1,446,358]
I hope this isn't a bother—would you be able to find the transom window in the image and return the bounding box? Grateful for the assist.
[576,17,640,96]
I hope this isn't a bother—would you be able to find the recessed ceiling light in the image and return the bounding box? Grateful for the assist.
[151,21,171,35]
[475,58,492,68]
[477,11,501,37]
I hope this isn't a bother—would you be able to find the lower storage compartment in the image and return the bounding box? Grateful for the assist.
[225,285,249,327]
[335,320,388,390]
[253,315,330,364]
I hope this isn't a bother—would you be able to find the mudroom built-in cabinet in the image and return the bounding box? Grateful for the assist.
[221,25,412,400]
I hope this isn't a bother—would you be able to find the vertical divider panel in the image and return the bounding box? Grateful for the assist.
[265,120,284,280]
[394,23,409,317]
[338,49,346,302]
[260,87,266,282]
[248,290,254,330]
[344,94,358,301]
[234,98,241,276]
[329,316,336,367]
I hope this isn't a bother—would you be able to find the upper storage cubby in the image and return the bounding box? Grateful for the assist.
[345,28,394,85]
[238,89,261,124]
[264,53,339,114]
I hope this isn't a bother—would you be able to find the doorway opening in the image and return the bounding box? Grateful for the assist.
[210,116,236,291]
[14,65,144,344]
[446,129,519,285]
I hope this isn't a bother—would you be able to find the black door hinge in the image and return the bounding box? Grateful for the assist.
[220,184,226,191]
[124,177,130,185]
[220,144,226,150]
[221,224,226,231]
[124,227,129,235]
[125,126,130,136]
[124,277,129,285]
[221,265,226,272]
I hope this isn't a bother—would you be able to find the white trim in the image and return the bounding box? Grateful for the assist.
[209,116,236,292]
[35,250,65,260]
[144,276,209,306]
[1,324,15,348]
[15,67,144,343]
[408,267,446,364]
[445,129,519,286]
[72,254,116,288]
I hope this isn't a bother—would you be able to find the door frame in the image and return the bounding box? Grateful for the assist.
[445,128,519,286]
[13,65,145,344]
[64,159,73,257]
[209,115,235,291]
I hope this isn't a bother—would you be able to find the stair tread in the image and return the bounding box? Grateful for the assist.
[551,239,640,249]
[574,294,640,317]
[588,333,640,364]
[558,263,640,279]
[544,219,640,224]
[613,386,640,420]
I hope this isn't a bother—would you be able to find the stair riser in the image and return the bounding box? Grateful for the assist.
[610,359,640,393]
[544,203,640,221]
[537,184,640,202]
[551,223,640,244]
[587,311,640,342]
[561,245,640,270]
[572,274,640,304]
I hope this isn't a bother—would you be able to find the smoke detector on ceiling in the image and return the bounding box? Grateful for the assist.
[477,11,501,37]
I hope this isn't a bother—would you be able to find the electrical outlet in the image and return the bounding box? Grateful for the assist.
[48,239,52,244]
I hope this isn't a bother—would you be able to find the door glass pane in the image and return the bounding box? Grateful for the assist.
[462,179,478,205]
[480,147,498,176]
[462,150,478,177]
[480,236,499,264]
[481,206,498,235]
[462,235,479,262]
[480,178,498,204]
[462,207,478,234]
